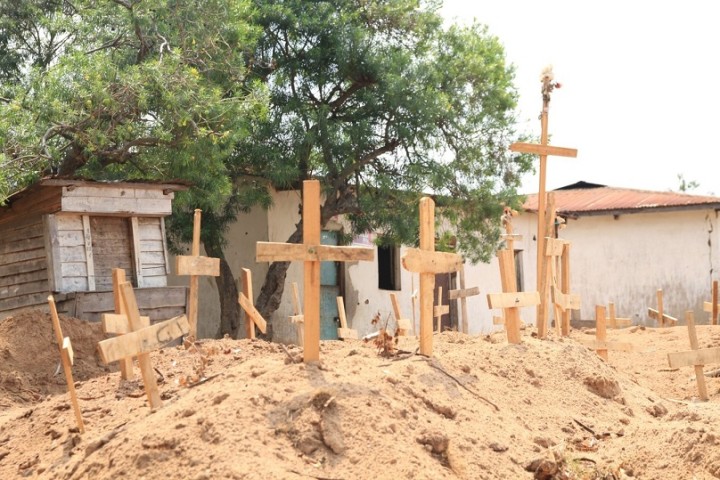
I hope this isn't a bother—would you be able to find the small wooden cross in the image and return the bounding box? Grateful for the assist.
[108,268,139,380]
[335,296,358,339]
[448,267,480,334]
[433,286,450,333]
[487,291,540,344]
[401,197,463,356]
[581,305,632,361]
[648,289,677,326]
[175,209,221,338]
[389,292,413,336]
[703,280,719,325]
[510,67,577,339]
[667,311,715,401]
[98,283,189,409]
[48,296,85,433]
[238,268,268,339]
[256,180,374,362]
[607,302,632,329]
[289,282,304,346]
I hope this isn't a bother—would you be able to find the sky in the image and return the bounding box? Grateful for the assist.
[440,1,720,195]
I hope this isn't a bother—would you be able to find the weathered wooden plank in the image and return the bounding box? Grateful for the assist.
[130,217,144,288]
[58,245,86,263]
[448,286,480,300]
[72,287,189,313]
[552,286,581,311]
[54,214,83,231]
[61,196,172,216]
[82,215,95,291]
[487,291,541,309]
[0,257,47,278]
[138,275,166,287]
[141,266,168,277]
[0,268,47,288]
[61,185,171,199]
[509,142,578,158]
[140,251,166,266]
[0,279,50,298]
[0,235,45,256]
[160,218,171,275]
[97,314,189,364]
[256,242,374,263]
[668,347,720,368]
[138,217,163,240]
[0,292,49,311]
[139,240,165,252]
[175,255,220,276]
[401,248,463,274]
[0,217,44,243]
[0,188,62,227]
[545,237,566,256]
[0,247,46,266]
[61,262,88,277]
[238,293,268,334]
[62,277,89,291]
[57,231,85,247]
[648,308,678,325]
[42,213,62,293]
[102,313,151,334]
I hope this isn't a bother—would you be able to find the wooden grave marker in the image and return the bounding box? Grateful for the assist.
[401,197,463,356]
[389,292,413,336]
[510,67,577,339]
[433,286,450,333]
[487,290,540,344]
[448,267,480,334]
[608,302,632,329]
[98,283,190,409]
[175,209,220,338]
[106,268,145,380]
[335,296,358,339]
[545,237,573,336]
[667,311,714,401]
[48,296,85,433]
[648,289,677,327]
[289,282,305,346]
[491,249,522,339]
[238,268,268,339]
[256,180,374,362]
[703,280,719,325]
[581,305,632,361]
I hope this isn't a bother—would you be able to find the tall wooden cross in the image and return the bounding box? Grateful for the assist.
[401,197,463,356]
[98,283,189,409]
[510,67,577,336]
[704,280,719,325]
[448,267,480,334]
[580,305,632,361]
[175,209,220,338]
[648,289,677,326]
[668,311,716,401]
[48,296,85,433]
[238,268,268,339]
[256,180,374,362]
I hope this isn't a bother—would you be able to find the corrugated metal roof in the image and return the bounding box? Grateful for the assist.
[523,184,720,216]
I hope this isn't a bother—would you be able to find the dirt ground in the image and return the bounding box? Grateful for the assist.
[2,310,720,480]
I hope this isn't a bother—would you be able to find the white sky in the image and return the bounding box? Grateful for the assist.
[440,0,720,195]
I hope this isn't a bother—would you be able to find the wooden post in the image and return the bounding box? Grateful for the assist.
[238,268,268,340]
[448,267,480,334]
[703,280,719,325]
[668,311,719,401]
[560,242,572,335]
[433,286,450,333]
[389,292,412,336]
[608,302,632,329]
[578,305,633,361]
[496,249,522,343]
[256,180,374,362]
[401,197,463,356]
[47,296,85,433]
[174,209,220,339]
[336,296,358,339]
[510,67,577,340]
[112,268,134,380]
[537,193,557,338]
[487,291,540,344]
[648,289,677,326]
[289,282,305,346]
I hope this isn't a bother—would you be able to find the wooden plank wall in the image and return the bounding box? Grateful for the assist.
[137,217,169,287]
[61,185,173,216]
[90,216,135,290]
[60,286,188,322]
[54,214,89,292]
[0,216,50,315]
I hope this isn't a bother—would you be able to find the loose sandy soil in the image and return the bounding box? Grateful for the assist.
[2,310,720,479]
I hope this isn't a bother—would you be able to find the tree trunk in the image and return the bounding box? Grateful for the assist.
[203,242,241,339]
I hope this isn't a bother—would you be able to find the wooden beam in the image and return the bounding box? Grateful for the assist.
[290,282,304,346]
[112,268,134,380]
[81,215,96,291]
[303,181,321,363]
[43,214,63,292]
[256,243,374,263]
[560,242,571,336]
[433,286,449,333]
[510,142,578,158]
[241,268,256,339]
[401,248,463,274]
[648,308,678,326]
[487,291,541,309]
[238,293,268,335]
[102,313,151,334]
[551,286,581,311]
[175,255,220,277]
[668,347,720,369]
[448,286,480,300]
[336,296,358,339]
[389,292,410,336]
[97,314,190,365]
[419,197,435,356]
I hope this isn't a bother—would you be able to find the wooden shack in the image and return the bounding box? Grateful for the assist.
[0,179,188,321]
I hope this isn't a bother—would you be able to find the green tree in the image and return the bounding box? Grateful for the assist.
[0,0,266,337]
[232,0,532,332]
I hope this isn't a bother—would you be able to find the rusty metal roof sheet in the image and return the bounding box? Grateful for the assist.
[523,183,720,216]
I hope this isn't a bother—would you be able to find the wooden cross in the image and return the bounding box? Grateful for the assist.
[389,292,413,336]
[487,291,540,344]
[238,268,268,339]
[175,209,220,338]
[648,289,677,326]
[401,197,463,356]
[289,282,305,346]
[501,206,523,253]
[510,67,577,339]
[559,242,573,335]
[704,280,719,325]
[607,302,632,329]
[581,305,632,361]
[47,296,85,433]
[335,296,358,339]
[667,311,714,401]
[536,193,557,337]
[256,180,374,362]
[448,267,480,334]
[433,286,450,333]
[107,268,141,380]
[98,283,190,409]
